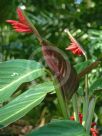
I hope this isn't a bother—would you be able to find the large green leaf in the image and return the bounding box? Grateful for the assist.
[89,78,102,95]
[0,81,54,128]
[0,59,45,102]
[27,119,89,136]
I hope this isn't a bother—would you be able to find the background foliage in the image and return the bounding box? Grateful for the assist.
[0,0,102,135]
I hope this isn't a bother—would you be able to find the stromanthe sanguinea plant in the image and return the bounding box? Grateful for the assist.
[6,7,99,136]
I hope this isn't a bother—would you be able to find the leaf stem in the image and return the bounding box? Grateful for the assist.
[72,94,79,122]
[86,97,96,133]
[46,70,68,119]
[82,96,89,127]
[82,55,89,128]
[54,79,68,119]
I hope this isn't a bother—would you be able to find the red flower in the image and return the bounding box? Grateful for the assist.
[70,113,99,136]
[91,122,97,127]
[90,128,99,136]
[6,8,33,33]
[78,113,83,124]
[70,115,75,121]
[65,29,85,56]
[70,113,83,124]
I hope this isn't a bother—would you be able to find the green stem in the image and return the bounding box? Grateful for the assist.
[82,54,89,127]
[46,70,68,119]
[54,79,68,119]
[22,9,43,43]
[86,97,96,133]
[72,94,79,122]
[82,96,89,126]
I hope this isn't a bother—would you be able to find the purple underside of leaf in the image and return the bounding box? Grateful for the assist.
[41,40,79,100]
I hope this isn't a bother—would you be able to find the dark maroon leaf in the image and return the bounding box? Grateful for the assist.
[41,40,79,100]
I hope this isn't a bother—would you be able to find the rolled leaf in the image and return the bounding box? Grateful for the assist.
[41,40,78,100]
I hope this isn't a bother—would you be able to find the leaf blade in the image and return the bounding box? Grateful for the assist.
[0,59,45,102]
[27,119,89,136]
[0,81,54,127]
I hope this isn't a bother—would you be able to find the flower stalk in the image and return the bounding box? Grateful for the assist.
[21,9,43,43]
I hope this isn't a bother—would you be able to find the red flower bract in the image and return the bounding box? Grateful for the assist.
[90,128,99,136]
[70,113,99,136]
[65,30,85,56]
[6,8,33,33]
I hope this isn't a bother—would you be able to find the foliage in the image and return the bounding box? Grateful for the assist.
[0,80,54,127]
[0,0,102,135]
[27,120,89,136]
[0,59,45,102]
[0,59,55,127]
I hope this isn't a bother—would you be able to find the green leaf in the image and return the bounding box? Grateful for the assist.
[0,59,45,102]
[27,119,89,136]
[89,78,102,95]
[0,81,54,128]
[74,60,92,74]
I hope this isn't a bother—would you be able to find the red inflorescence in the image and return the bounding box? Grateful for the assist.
[6,8,33,33]
[70,113,99,136]
[65,30,85,56]
[90,128,99,136]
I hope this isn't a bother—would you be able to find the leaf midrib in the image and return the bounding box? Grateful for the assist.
[0,68,44,91]
[0,94,45,123]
